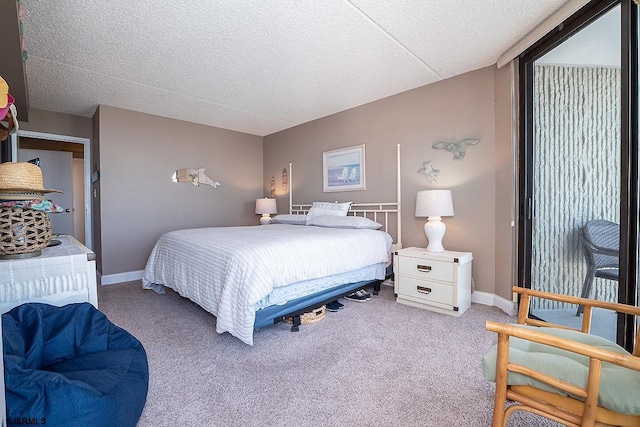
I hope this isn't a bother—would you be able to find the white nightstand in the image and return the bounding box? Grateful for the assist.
[394,247,473,316]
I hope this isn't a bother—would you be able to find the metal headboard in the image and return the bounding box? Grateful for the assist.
[288,144,402,250]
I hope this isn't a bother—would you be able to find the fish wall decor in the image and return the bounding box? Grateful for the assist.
[172,168,221,188]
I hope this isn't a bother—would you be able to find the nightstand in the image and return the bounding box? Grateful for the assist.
[394,247,473,316]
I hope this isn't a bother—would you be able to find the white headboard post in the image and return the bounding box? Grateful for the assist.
[396,143,402,250]
[288,162,293,214]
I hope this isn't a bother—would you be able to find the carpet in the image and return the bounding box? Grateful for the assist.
[98,282,561,426]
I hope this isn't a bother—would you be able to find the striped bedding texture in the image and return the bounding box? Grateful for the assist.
[142,224,392,345]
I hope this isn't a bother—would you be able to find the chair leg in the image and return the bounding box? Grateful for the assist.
[576,269,595,316]
[492,333,510,426]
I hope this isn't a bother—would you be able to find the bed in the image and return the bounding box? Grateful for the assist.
[142,146,402,345]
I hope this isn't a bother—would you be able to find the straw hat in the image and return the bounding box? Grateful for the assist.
[0,162,62,200]
[0,76,9,108]
[0,76,13,121]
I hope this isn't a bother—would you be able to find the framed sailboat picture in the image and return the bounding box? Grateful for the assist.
[322,145,365,192]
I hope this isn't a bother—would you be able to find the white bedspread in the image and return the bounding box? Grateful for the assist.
[142,224,392,345]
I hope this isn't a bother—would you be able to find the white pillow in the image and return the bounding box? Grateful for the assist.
[307,215,383,230]
[307,202,351,217]
[270,214,308,225]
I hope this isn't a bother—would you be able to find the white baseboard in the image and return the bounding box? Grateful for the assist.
[101,270,144,285]
[98,270,518,316]
[471,290,517,316]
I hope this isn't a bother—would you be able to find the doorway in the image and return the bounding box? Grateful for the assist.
[518,0,637,350]
[15,130,92,250]
[532,5,620,342]
[19,142,82,241]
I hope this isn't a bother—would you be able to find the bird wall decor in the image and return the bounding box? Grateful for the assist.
[432,138,479,160]
[418,161,440,184]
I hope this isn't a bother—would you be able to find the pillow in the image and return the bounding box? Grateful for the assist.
[307,202,351,217]
[307,215,383,230]
[270,214,308,225]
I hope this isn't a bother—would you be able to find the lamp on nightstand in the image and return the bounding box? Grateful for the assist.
[415,190,454,253]
[255,198,277,225]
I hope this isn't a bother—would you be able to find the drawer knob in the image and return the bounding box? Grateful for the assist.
[417,286,432,294]
[417,264,432,273]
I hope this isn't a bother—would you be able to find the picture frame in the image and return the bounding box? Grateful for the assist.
[323,144,366,192]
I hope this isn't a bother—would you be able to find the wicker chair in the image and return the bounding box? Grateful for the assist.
[483,286,640,427]
[576,220,619,316]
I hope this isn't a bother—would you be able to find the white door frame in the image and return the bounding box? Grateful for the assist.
[14,130,93,250]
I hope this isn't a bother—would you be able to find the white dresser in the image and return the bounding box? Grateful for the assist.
[0,235,98,313]
[394,247,473,316]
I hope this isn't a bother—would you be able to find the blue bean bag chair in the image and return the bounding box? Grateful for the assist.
[3,303,149,427]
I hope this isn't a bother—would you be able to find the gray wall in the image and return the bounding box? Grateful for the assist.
[96,105,263,276]
[264,66,513,298]
[20,109,93,139]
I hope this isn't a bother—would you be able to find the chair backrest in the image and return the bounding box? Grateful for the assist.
[583,220,619,251]
[581,220,619,269]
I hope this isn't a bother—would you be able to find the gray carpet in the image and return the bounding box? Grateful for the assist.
[98,282,560,427]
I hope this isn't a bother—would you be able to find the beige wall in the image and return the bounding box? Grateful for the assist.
[21,109,93,139]
[92,110,102,271]
[265,66,511,297]
[494,63,516,301]
[97,105,263,276]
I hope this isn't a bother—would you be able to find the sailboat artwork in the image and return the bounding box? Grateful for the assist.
[323,145,366,192]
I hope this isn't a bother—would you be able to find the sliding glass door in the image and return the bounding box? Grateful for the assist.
[519,0,638,350]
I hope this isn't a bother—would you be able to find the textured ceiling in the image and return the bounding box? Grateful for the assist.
[24,0,570,136]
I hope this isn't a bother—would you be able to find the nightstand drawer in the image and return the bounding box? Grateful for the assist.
[397,276,453,306]
[397,256,454,282]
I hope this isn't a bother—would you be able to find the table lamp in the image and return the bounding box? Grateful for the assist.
[255,198,277,225]
[415,190,454,252]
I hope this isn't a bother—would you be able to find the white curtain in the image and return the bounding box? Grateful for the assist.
[532,64,620,309]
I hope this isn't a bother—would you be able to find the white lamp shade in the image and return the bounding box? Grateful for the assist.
[255,198,277,215]
[415,190,454,252]
[415,190,454,218]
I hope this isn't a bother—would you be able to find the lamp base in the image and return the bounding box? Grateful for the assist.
[260,214,272,225]
[424,216,446,253]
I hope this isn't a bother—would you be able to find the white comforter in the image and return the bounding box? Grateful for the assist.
[142,224,392,345]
